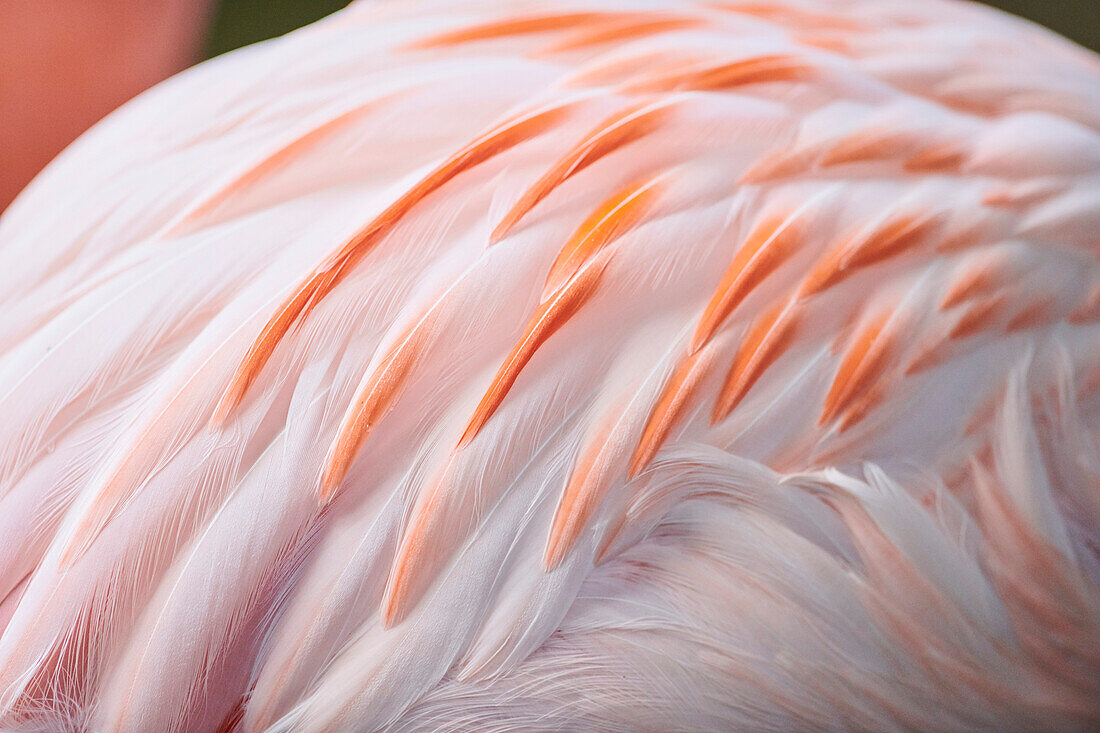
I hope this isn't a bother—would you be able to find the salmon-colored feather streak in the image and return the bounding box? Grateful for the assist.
[713,299,801,422]
[492,101,672,243]
[0,0,1098,731]
[693,212,803,351]
[214,102,576,423]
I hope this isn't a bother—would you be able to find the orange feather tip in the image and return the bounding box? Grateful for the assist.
[799,213,938,298]
[493,101,672,244]
[1067,286,1100,324]
[57,543,79,571]
[465,174,661,443]
[543,508,576,572]
[56,471,130,569]
[540,15,701,54]
[712,300,799,423]
[223,102,578,418]
[819,132,906,168]
[940,267,1000,310]
[626,53,809,94]
[591,508,631,567]
[818,311,894,426]
[543,415,622,571]
[542,173,666,300]
[405,12,618,50]
[215,273,333,425]
[903,144,967,173]
[711,2,866,31]
[692,212,802,351]
[321,322,429,500]
[738,148,816,185]
[629,349,710,478]
[317,458,347,506]
[1004,300,1053,333]
[542,538,566,572]
[380,528,422,629]
[379,577,405,630]
[949,295,1007,340]
[459,262,600,445]
[209,388,240,428]
[543,506,584,571]
[903,342,948,376]
[379,464,453,628]
[319,421,367,504]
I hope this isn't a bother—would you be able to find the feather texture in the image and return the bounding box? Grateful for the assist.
[0,0,1098,731]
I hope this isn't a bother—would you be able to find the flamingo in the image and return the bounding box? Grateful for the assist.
[0,0,212,211]
[0,0,1098,730]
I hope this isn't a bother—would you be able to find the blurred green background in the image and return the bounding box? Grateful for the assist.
[203,0,352,58]
[203,0,1098,59]
[987,0,1098,52]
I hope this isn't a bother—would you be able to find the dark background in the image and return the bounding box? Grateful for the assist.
[204,0,1099,59]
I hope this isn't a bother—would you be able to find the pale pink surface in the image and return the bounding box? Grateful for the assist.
[0,0,211,211]
[0,1,1098,731]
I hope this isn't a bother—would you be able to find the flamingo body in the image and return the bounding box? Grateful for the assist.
[0,1,1099,730]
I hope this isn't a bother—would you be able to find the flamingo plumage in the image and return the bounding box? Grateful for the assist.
[0,0,212,211]
[0,0,1099,730]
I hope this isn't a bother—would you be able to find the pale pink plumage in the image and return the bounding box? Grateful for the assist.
[0,0,1099,730]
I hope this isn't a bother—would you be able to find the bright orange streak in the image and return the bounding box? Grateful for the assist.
[406,12,619,49]
[629,347,712,478]
[544,417,618,571]
[800,213,937,297]
[212,102,576,424]
[712,299,800,422]
[459,254,608,447]
[492,102,671,243]
[320,318,432,501]
[820,311,894,426]
[692,213,801,351]
[628,54,809,93]
[542,175,664,298]
[543,15,700,52]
